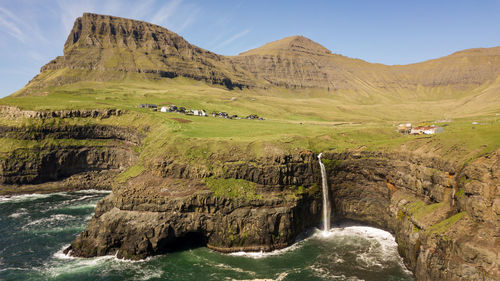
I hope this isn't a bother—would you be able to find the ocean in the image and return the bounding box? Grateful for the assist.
[0,190,414,281]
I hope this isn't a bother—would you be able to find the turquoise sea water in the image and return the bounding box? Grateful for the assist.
[0,191,414,281]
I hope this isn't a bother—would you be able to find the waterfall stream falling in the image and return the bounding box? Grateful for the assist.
[317,153,331,232]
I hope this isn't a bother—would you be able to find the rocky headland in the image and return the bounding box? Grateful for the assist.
[0,106,498,280]
[2,115,493,281]
[61,148,498,281]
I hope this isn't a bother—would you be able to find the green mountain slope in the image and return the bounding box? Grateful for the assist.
[14,13,500,100]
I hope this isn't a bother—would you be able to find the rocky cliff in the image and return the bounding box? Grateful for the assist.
[65,148,499,281]
[28,13,258,92]
[66,175,321,259]
[1,111,497,280]
[3,12,499,281]
[326,151,499,281]
[0,111,140,194]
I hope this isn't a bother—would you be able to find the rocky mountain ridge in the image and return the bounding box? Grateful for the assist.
[18,13,500,95]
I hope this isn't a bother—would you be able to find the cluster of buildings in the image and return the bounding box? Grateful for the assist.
[139,104,264,120]
[159,105,208,116]
[397,123,444,135]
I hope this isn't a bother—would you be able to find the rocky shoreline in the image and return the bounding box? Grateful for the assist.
[62,149,498,281]
[0,123,498,280]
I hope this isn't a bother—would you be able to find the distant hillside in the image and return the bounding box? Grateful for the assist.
[14,12,500,97]
[233,36,500,90]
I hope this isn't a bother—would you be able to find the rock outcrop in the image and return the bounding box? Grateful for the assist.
[66,175,321,259]
[0,146,135,185]
[324,150,499,281]
[67,149,499,281]
[0,106,123,120]
[0,122,140,192]
[24,13,259,95]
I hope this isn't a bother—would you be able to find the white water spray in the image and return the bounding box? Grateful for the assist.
[317,153,331,232]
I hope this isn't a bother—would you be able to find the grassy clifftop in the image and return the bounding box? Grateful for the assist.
[1,76,498,178]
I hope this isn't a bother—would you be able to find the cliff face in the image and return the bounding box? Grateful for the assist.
[66,152,323,259]
[30,13,259,93]
[65,147,499,281]
[326,151,499,281]
[67,179,321,259]
[0,111,140,193]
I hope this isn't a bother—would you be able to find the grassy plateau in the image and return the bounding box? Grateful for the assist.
[0,74,499,180]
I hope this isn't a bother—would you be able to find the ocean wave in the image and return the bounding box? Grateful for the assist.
[330,226,399,268]
[318,224,406,271]
[59,203,97,211]
[46,246,158,279]
[0,267,31,273]
[227,229,316,259]
[223,272,289,281]
[0,193,53,204]
[228,241,305,259]
[53,245,155,264]
[72,189,112,194]
[212,262,258,276]
[309,264,365,281]
[8,208,28,218]
[0,189,108,205]
[22,214,77,231]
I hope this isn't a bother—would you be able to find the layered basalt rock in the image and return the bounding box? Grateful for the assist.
[66,176,321,259]
[0,146,135,185]
[32,13,258,92]
[322,151,499,281]
[152,151,319,186]
[0,122,140,192]
[0,106,123,120]
[68,149,499,281]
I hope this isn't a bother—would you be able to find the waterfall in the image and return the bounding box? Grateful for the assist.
[317,153,331,232]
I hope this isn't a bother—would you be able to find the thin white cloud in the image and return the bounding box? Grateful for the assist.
[0,5,49,44]
[0,6,27,42]
[176,6,199,33]
[129,0,157,19]
[150,0,182,27]
[216,29,251,48]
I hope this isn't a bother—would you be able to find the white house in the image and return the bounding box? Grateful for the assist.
[160,106,168,112]
[411,126,444,135]
[192,110,207,116]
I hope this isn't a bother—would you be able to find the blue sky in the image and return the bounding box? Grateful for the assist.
[1,0,499,97]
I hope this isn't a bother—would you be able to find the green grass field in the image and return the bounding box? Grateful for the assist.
[1,75,499,170]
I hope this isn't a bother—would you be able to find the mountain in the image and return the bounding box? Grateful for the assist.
[233,35,381,90]
[20,13,260,96]
[15,13,500,97]
[234,36,500,90]
[239,35,332,56]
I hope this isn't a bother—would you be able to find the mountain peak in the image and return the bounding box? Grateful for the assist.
[239,35,331,56]
[35,12,259,92]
